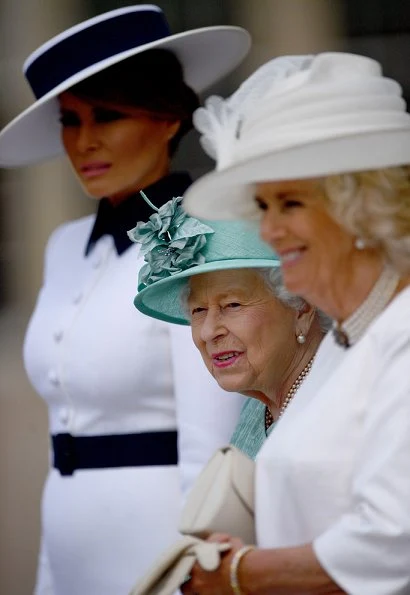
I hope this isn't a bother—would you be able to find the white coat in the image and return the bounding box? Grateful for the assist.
[24,211,244,595]
[256,287,410,595]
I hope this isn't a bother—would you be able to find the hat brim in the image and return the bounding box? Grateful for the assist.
[183,129,410,220]
[0,26,250,167]
[134,257,280,325]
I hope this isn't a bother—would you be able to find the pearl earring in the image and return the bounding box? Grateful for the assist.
[355,237,366,250]
[297,332,306,344]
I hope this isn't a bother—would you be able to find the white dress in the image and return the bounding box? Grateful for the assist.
[24,212,244,595]
[256,287,410,595]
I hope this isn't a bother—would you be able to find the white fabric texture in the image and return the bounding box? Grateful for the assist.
[25,215,244,595]
[256,287,410,595]
[235,53,408,165]
[193,55,314,167]
[184,52,410,220]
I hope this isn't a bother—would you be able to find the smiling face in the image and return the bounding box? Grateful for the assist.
[255,179,361,310]
[188,269,299,396]
[59,92,180,203]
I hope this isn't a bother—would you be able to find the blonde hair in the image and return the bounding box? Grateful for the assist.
[323,166,410,273]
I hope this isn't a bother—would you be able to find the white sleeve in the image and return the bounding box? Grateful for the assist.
[314,334,410,595]
[168,324,245,499]
[33,536,54,595]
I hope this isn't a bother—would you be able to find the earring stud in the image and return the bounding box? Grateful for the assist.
[297,333,306,344]
[355,237,366,250]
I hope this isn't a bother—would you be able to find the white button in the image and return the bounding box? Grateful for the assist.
[48,369,60,387]
[53,330,64,342]
[73,291,83,305]
[59,407,70,425]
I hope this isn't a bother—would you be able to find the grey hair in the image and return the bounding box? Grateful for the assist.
[257,267,332,332]
[180,282,194,320]
[180,267,331,332]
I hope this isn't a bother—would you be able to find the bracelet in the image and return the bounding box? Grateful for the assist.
[229,545,255,595]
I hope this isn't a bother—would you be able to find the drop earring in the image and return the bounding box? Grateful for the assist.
[297,332,306,344]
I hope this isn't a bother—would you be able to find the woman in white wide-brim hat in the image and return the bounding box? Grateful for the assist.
[181,53,410,594]
[0,5,250,594]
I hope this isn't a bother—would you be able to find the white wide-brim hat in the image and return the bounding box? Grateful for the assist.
[0,4,250,167]
[183,52,410,220]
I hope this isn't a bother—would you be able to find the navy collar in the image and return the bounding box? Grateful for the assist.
[85,172,192,256]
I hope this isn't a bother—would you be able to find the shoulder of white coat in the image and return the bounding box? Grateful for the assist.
[366,286,410,358]
[45,214,95,255]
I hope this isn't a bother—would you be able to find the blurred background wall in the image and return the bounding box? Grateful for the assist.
[0,1,408,592]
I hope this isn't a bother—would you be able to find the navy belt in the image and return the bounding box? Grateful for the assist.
[52,431,178,476]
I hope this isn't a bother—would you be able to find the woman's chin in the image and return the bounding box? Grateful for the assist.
[213,374,247,394]
[81,183,108,199]
[75,174,113,199]
[281,270,309,300]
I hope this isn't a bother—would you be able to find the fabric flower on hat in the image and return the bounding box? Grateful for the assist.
[128,196,214,286]
[194,55,314,169]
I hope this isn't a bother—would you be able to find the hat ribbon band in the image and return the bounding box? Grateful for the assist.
[25,9,170,100]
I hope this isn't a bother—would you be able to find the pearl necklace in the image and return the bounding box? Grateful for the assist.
[265,356,315,431]
[332,264,400,348]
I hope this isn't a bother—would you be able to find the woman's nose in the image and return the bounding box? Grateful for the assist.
[260,210,286,249]
[200,309,226,343]
[76,123,100,153]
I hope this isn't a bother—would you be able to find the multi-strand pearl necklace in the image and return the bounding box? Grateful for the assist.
[265,356,315,431]
[332,264,400,348]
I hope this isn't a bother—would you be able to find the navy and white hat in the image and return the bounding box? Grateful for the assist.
[0,4,251,167]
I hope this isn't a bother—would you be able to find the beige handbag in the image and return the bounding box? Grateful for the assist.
[129,536,231,595]
[129,446,255,595]
[179,445,255,544]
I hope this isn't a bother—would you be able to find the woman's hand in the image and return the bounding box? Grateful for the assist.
[181,536,345,595]
[181,533,246,595]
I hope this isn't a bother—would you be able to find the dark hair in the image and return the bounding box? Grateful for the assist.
[69,49,200,156]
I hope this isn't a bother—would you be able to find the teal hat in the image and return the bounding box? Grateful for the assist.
[128,194,280,325]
